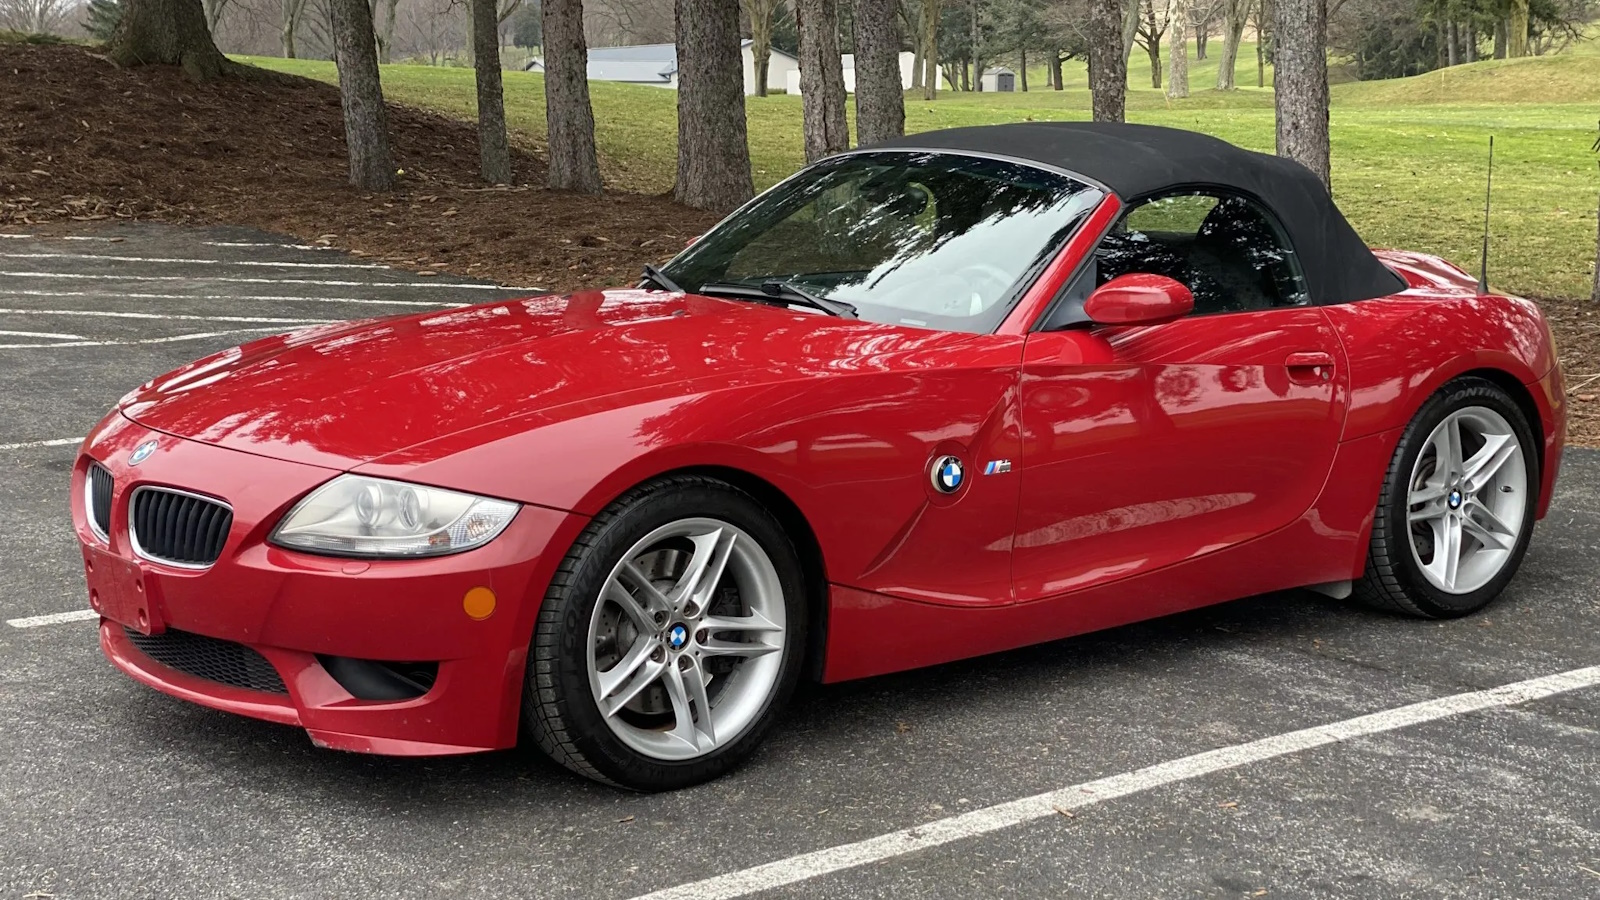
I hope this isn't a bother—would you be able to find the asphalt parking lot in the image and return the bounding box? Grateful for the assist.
[1,224,1597,900]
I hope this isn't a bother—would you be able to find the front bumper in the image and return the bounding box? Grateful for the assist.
[75,412,587,755]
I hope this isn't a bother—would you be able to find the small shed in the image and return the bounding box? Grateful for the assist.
[981,67,1016,93]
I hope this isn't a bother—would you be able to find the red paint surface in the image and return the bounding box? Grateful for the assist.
[1082,273,1195,325]
[74,219,1565,754]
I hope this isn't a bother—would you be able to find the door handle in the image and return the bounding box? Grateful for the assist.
[1285,351,1335,383]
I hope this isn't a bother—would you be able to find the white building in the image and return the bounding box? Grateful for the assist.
[746,44,801,95]
[787,51,918,95]
[525,42,799,97]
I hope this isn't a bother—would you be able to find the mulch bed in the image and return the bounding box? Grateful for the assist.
[3,41,1596,445]
[0,42,720,289]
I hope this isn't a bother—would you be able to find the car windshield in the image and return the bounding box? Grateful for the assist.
[661,151,1103,334]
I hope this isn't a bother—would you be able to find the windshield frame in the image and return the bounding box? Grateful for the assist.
[659,149,1108,335]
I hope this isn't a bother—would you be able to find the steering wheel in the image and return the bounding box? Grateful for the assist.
[945,263,1016,315]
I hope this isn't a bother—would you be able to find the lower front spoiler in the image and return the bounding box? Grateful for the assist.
[100,621,501,756]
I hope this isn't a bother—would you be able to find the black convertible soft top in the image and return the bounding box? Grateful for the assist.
[863,122,1407,306]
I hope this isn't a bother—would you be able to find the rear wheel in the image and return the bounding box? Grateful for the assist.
[1355,377,1539,618]
[524,476,807,791]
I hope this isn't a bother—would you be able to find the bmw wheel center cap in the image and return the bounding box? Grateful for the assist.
[1448,489,1463,509]
[932,456,965,494]
[667,623,689,650]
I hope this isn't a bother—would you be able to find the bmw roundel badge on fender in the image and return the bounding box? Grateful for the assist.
[931,455,965,494]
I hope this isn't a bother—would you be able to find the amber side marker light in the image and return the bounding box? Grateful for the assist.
[463,586,497,620]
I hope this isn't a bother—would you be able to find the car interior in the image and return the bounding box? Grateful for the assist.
[1095,193,1311,315]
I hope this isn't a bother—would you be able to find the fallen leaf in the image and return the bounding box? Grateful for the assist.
[1218,801,1239,809]
[1052,805,1076,818]
[617,815,635,824]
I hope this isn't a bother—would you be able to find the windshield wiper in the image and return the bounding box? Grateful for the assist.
[640,263,684,293]
[699,280,858,318]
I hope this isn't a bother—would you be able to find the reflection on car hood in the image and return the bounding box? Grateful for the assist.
[119,290,971,469]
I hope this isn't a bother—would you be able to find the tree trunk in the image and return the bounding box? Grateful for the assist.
[911,47,924,88]
[968,0,981,91]
[1593,193,1600,304]
[674,0,754,209]
[853,0,906,145]
[1196,24,1207,60]
[1089,0,1127,122]
[920,0,939,99]
[798,0,849,161]
[544,0,602,192]
[377,0,399,62]
[1049,50,1063,89]
[1121,0,1140,63]
[1494,17,1507,59]
[1256,0,1269,88]
[1466,24,1478,62]
[1019,47,1027,90]
[1148,41,1161,89]
[329,0,394,189]
[1508,0,1529,57]
[1215,0,1244,90]
[281,0,305,57]
[746,0,774,96]
[1273,0,1329,190]
[471,0,511,184]
[109,0,231,81]
[1167,0,1189,98]
[1446,20,1458,66]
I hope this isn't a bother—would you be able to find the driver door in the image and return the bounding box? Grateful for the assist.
[1011,192,1349,603]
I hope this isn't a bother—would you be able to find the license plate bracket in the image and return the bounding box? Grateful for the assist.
[85,548,165,635]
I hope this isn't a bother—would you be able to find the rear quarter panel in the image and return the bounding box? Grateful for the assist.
[1322,252,1562,520]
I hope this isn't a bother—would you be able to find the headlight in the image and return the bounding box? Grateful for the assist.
[270,475,518,558]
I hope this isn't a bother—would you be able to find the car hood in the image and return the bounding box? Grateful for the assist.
[120,290,974,470]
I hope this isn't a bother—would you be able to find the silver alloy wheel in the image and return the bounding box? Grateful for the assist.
[1406,406,1528,595]
[586,517,786,761]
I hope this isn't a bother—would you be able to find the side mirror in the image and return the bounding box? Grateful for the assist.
[1083,274,1194,326]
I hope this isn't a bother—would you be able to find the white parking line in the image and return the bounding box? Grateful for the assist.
[0,437,81,451]
[3,252,385,270]
[4,289,458,309]
[0,307,333,325]
[0,326,299,350]
[0,233,34,239]
[0,271,522,290]
[0,329,86,340]
[204,240,331,251]
[629,664,1600,900]
[7,610,98,628]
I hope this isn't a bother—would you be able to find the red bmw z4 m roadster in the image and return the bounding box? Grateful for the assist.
[73,123,1565,790]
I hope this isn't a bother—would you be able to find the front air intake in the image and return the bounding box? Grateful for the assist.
[129,487,233,567]
[126,627,287,694]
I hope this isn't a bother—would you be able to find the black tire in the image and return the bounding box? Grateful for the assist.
[1354,376,1540,618]
[523,475,808,791]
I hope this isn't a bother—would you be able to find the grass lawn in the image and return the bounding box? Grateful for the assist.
[242,48,1600,302]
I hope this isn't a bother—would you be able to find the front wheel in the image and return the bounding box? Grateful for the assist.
[524,476,807,791]
[1355,377,1540,618]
